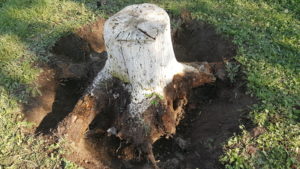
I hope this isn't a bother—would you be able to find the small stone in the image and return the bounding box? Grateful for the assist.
[107,127,117,136]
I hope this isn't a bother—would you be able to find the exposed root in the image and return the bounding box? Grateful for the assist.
[24,9,244,168]
[55,59,216,169]
[101,62,215,168]
[146,143,159,169]
[57,92,108,143]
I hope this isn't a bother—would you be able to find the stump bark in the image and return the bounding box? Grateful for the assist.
[58,3,216,168]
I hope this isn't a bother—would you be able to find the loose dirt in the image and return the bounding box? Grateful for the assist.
[22,16,256,169]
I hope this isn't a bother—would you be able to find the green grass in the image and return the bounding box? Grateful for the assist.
[0,0,100,168]
[0,0,299,168]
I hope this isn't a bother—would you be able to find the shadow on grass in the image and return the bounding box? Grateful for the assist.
[0,1,54,105]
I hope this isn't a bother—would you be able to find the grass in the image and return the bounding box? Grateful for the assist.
[0,0,100,167]
[0,0,299,168]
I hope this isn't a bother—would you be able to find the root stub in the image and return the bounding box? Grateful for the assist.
[57,94,105,143]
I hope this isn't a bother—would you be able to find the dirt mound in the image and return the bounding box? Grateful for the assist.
[24,18,107,135]
[154,80,255,169]
[22,16,256,169]
[173,18,236,63]
[22,67,56,126]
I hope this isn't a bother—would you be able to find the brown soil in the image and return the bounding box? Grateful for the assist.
[173,16,236,63]
[154,81,255,169]
[22,67,57,133]
[22,16,256,169]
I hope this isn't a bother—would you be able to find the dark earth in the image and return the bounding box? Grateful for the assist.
[22,14,256,169]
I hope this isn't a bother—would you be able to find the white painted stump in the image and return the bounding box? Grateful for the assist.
[92,3,206,119]
[58,3,215,168]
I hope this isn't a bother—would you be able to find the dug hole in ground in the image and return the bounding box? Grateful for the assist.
[23,3,257,169]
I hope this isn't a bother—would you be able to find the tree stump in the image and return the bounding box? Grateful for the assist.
[58,3,215,168]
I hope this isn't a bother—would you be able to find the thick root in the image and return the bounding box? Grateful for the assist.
[57,62,215,168]
[57,92,108,143]
[112,62,215,168]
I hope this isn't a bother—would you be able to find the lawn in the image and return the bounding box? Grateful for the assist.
[0,0,299,168]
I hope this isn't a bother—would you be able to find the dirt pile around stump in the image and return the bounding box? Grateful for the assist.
[22,16,256,169]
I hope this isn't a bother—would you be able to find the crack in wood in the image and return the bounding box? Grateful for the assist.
[137,28,156,40]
